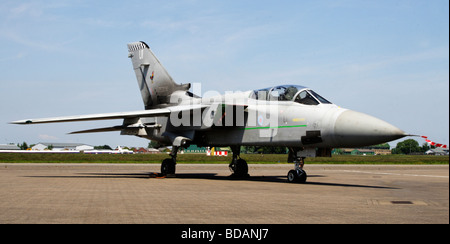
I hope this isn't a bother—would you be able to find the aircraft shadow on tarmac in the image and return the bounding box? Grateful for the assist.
[26,172,397,189]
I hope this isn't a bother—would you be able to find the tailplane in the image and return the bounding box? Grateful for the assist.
[128,41,190,109]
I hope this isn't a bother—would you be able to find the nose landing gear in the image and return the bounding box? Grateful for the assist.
[287,148,308,183]
[287,168,307,183]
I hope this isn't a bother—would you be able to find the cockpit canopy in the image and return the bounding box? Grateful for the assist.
[250,85,332,105]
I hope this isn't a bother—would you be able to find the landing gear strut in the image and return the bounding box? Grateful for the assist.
[229,146,249,178]
[287,148,308,183]
[161,146,178,175]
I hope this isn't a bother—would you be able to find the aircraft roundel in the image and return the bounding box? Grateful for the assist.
[258,115,264,126]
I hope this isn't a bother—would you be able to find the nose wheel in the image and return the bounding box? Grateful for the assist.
[287,169,307,183]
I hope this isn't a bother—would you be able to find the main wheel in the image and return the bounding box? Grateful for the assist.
[161,158,176,175]
[229,158,248,177]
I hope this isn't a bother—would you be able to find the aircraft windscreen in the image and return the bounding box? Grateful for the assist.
[252,85,306,101]
[295,90,319,105]
[294,90,332,105]
[309,90,332,104]
[251,85,332,105]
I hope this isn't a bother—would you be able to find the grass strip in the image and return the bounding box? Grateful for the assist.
[0,153,448,165]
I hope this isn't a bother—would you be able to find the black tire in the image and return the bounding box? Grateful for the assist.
[230,158,248,177]
[297,169,307,183]
[161,158,176,175]
[287,169,307,183]
[235,159,248,176]
[287,170,298,183]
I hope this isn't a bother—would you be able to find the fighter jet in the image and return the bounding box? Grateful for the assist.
[11,41,407,183]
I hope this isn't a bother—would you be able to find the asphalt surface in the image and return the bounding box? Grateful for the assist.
[0,163,448,224]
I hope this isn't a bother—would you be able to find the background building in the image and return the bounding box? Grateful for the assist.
[183,145,207,154]
[31,143,93,151]
[0,144,21,150]
[425,148,449,156]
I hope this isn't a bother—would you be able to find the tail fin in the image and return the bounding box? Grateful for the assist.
[127,41,190,109]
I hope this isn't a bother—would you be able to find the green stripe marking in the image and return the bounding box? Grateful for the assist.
[241,125,307,130]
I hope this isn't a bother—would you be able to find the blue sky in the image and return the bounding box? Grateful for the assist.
[0,0,448,148]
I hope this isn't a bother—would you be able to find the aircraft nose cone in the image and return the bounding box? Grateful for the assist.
[334,110,406,147]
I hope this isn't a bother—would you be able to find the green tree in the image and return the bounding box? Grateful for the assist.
[421,143,432,153]
[242,146,287,154]
[18,142,28,150]
[94,145,112,150]
[148,141,160,149]
[362,143,390,149]
[393,139,421,154]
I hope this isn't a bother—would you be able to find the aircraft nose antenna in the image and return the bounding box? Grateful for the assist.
[333,110,407,147]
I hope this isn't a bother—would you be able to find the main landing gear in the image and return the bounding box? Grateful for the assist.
[287,148,308,183]
[160,145,308,184]
[229,146,249,178]
[161,146,178,176]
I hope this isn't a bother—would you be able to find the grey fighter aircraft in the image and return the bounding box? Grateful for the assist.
[11,41,407,183]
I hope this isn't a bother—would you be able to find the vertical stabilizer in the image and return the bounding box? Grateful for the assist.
[128,41,190,109]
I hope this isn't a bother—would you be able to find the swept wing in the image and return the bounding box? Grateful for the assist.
[10,104,207,125]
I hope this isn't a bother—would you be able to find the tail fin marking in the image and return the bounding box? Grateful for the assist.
[128,41,189,109]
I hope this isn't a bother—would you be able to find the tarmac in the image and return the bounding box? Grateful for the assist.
[0,163,448,224]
